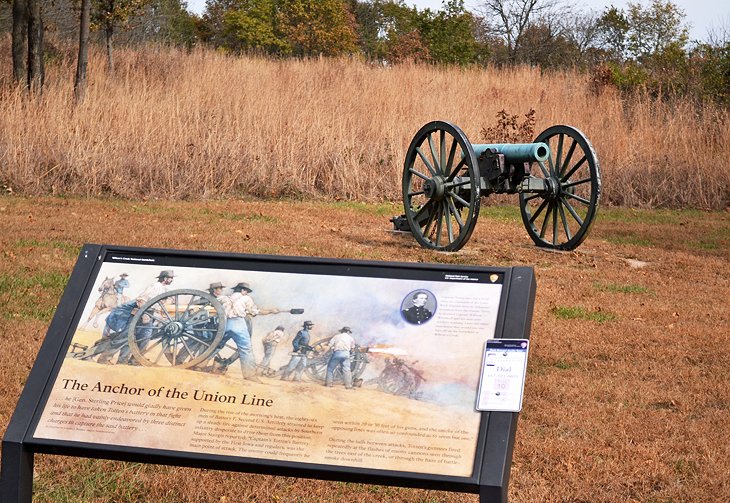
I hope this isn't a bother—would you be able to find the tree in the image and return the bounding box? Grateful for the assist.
[595,6,628,61]
[626,0,688,61]
[477,0,560,60]
[124,0,200,48]
[419,0,480,65]
[378,0,430,63]
[92,0,149,73]
[11,0,27,83]
[277,0,357,57]
[11,0,43,89]
[75,0,92,102]
[222,0,288,53]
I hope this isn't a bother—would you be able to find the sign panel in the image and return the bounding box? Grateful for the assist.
[31,249,508,478]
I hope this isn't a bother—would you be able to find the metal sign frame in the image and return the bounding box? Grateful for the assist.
[1,244,535,503]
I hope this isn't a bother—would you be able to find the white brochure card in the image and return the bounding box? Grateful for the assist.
[476,339,529,412]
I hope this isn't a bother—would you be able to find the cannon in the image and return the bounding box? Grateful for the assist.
[391,121,601,251]
[70,289,303,373]
[304,339,369,384]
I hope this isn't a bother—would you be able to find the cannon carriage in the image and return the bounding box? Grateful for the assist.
[70,289,230,369]
[303,338,370,384]
[392,121,601,251]
[70,290,372,381]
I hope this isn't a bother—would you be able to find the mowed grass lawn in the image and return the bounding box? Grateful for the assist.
[0,195,728,502]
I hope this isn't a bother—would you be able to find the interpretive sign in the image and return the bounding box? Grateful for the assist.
[1,244,535,503]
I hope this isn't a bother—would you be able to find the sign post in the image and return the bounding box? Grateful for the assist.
[1,244,535,502]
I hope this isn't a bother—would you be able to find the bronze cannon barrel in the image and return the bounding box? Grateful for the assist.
[471,142,550,163]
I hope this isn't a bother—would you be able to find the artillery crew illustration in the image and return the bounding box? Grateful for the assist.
[259,325,285,376]
[97,270,176,364]
[324,326,356,389]
[113,273,129,302]
[280,320,314,381]
[222,281,287,383]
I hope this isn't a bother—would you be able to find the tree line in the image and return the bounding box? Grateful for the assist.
[2,0,729,105]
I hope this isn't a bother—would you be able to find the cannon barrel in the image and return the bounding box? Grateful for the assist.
[471,142,550,163]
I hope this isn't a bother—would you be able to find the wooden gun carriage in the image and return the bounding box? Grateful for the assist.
[69,289,367,383]
[392,121,602,251]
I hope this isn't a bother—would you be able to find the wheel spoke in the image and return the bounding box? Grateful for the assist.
[523,193,541,202]
[448,191,470,209]
[172,339,179,365]
[153,340,169,364]
[414,151,437,178]
[422,205,437,237]
[411,199,434,223]
[555,134,564,177]
[146,312,169,325]
[561,155,587,182]
[409,168,430,182]
[180,336,194,357]
[560,139,577,177]
[434,204,444,246]
[547,151,555,176]
[539,202,553,238]
[552,202,559,245]
[445,178,472,189]
[446,197,465,228]
[561,198,584,226]
[440,130,447,174]
[562,177,592,189]
[182,331,213,346]
[187,318,217,327]
[444,200,454,243]
[155,301,174,323]
[536,160,549,178]
[408,189,425,197]
[446,138,458,173]
[447,157,467,180]
[178,296,198,323]
[428,133,440,174]
[558,201,572,241]
[565,192,591,205]
[529,198,550,224]
[138,335,164,358]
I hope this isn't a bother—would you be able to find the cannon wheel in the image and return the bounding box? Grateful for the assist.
[127,289,226,368]
[402,121,481,251]
[519,125,601,250]
[305,338,368,383]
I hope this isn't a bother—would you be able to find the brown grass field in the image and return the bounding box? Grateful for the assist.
[0,195,728,502]
[1,40,729,210]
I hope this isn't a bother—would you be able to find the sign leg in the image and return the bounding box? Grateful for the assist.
[0,440,34,503]
[479,483,507,503]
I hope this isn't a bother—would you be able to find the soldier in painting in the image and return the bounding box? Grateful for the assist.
[402,291,433,325]
[280,320,314,382]
[324,326,356,389]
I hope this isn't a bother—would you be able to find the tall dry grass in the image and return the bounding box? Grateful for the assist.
[1,36,728,209]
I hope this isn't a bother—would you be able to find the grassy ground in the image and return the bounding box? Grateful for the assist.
[0,195,728,502]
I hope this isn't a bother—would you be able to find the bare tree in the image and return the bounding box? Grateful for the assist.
[27,0,42,89]
[75,0,91,102]
[11,0,44,89]
[11,0,27,83]
[478,0,561,60]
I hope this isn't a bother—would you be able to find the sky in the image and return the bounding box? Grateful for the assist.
[184,0,729,42]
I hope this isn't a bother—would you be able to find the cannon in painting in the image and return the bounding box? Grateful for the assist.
[391,121,602,251]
